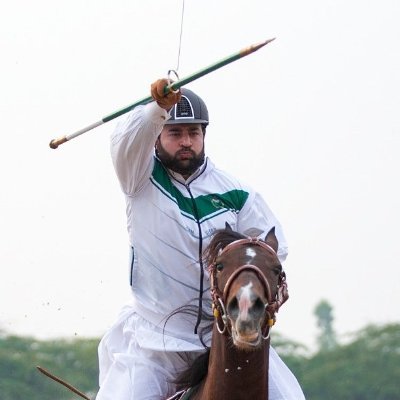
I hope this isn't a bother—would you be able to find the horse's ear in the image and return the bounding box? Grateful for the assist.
[265,227,279,253]
[225,222,234,232]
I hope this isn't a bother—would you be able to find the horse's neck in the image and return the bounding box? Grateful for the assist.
[199,327,270,400]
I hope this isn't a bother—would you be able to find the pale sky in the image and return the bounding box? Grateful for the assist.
[1,0,399,350]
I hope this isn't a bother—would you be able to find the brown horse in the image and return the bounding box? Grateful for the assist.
[170,226,289,400]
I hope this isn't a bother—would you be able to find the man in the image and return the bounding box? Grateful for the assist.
[96,79,305,399]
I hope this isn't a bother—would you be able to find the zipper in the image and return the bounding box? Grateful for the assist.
[185,183,204,334]
[130,246,135,286]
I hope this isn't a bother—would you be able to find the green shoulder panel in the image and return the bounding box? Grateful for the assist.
[150,160,249,223]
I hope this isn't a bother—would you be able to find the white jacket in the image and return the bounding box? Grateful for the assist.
[110,101,288,342]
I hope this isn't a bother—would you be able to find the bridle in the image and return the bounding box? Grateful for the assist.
[209,237,289,340]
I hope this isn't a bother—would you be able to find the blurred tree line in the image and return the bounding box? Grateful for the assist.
[1,300,399,399]
[0,334,98,399]
[275,300,400,400]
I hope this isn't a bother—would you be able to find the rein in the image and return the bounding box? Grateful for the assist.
[209,237,289,339]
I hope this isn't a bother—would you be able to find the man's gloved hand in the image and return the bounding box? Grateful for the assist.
[150,78,181,110]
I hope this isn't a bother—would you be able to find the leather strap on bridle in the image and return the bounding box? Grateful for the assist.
[209,238,289,337]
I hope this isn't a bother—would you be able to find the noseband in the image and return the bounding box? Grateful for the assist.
[209,237,289,339]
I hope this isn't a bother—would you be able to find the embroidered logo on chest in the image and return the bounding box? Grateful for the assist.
[211,197,225,209]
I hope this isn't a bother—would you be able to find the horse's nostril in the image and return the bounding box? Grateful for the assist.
[251,298,265,318]
[227,297,239,318]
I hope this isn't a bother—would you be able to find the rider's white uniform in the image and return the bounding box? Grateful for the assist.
[96,101,305,400]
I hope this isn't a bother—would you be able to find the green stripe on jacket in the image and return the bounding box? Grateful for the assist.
[151,159,249,222]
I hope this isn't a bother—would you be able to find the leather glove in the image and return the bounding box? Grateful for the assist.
[150,78,181,110]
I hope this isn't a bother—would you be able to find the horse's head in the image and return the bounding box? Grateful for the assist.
[207,226,289,351]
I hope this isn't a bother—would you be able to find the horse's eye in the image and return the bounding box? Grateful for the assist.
[216,263,224,272]
[273,265,282,275]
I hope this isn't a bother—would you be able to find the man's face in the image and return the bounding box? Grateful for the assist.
[156,123,205,178]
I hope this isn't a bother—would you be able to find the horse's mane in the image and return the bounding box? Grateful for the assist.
[172,227,247,392]
[203,227,247,267]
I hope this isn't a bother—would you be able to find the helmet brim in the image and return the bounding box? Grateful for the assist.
[165,118,209,125]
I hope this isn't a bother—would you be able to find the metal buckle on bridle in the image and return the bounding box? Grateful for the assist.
[215,297,229,334]
[209,237,289,340]
[261,307,275,340]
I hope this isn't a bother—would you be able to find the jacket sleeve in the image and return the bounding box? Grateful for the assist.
[110,102,170,195]
[237,190,289,262]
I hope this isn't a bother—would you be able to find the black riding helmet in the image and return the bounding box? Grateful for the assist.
[165,88,209,127]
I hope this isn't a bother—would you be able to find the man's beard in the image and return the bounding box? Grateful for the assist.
[156,143,205,177]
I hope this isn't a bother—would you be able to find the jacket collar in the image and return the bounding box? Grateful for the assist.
[166,157,209,185]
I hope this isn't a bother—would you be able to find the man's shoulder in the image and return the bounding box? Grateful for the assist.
[205,158,252,190]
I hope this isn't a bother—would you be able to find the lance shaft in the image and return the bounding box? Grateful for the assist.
[49,38,275,149]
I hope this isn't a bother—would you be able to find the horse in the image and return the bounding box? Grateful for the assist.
[169,225,289,400]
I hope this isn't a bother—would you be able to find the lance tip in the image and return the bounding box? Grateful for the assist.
[254,37,276,50]
[241,38,276,57]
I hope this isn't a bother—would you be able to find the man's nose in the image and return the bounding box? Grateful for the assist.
[180,132,192,146]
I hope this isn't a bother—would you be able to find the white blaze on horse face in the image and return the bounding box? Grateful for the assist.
[238,282,253,321]
[245,247,257,264]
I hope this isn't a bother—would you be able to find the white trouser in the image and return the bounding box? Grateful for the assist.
[96,308,305,400]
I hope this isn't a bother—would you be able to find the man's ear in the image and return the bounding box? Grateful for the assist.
[155,136,160,151]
